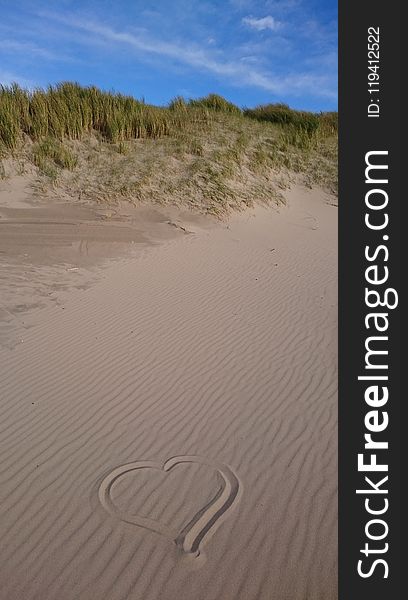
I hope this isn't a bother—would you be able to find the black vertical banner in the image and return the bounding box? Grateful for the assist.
[339,1,405,599]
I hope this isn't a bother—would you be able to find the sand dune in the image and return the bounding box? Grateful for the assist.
[0,186,337,600]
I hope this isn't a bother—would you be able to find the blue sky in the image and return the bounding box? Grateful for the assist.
[0,0,337,111]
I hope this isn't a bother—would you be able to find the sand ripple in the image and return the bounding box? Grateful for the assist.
[0,186,337,600]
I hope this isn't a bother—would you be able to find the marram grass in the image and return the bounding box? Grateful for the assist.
[0,82,171,149]
[1,83,337,150]
[0,83,337,214]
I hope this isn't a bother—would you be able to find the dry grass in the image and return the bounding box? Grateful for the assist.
[0,83,338,215]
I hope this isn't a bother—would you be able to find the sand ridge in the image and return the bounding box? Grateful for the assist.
[0,186,337,600]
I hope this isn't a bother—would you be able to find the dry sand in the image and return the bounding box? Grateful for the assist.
[0,184,337,600]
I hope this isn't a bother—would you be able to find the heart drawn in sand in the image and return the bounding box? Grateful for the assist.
[98,455,241,556]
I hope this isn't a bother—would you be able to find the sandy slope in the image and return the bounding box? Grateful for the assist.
[0,186,337,600]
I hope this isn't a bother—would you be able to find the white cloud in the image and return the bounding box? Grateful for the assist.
[0,39,59,60]
[242,15,281,31]
[39,14,273,83]
[35,12,336,100]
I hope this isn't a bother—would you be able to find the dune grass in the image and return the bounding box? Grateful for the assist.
[244,103,319,130]
[31,138,78,181]
[0,82,172,150]
[244,103,338,150]
[188,93,241,114]
[0,83,337,214]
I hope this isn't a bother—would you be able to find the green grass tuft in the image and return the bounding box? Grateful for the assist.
[244,103,337,149]
[33,138,77,176]
[189,94,241,114]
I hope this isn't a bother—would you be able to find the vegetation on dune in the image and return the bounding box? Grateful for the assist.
[0,83,337,215]
[245,103,318,130]
[244,103,338,149]
[32,138,78,180]
[0,82,171,149]
[188,93,241,114]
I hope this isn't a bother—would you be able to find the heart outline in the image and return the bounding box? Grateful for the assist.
[98,455,241,555]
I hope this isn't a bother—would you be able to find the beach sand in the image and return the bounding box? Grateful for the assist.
[0,185,337,600]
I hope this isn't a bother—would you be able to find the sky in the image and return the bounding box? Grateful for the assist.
[0,0,337,112]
